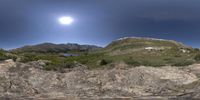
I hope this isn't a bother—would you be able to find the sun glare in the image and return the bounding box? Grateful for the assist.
[59,16,74,25]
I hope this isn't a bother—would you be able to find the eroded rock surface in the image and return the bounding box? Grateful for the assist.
[1,59,200,99]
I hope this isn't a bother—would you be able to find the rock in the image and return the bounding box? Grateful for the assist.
[1,60,200,99]
[145,47,165,51]
[28,60,51,69]
[0,59,16,73]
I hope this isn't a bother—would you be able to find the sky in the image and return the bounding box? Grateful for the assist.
[0,0,200,49]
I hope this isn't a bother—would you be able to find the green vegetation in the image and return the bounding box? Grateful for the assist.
[18,52,108,70]
[98,59,108,66]
[105,38,185,52]
[123,57,141,66]
[99,38,199,67]
[17,45,199,70]
[195,53,200,62]
[171,60,194,66]
[0,49,17,61]
[1,38,200,71]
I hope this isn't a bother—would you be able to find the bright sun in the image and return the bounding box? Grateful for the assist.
[59,16,74,25]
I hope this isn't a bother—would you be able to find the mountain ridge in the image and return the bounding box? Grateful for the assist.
[109,37,189,48]
[11,42,102,53]
[104,37,192,54]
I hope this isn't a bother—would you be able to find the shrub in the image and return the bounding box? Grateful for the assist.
[0,50,7,61]
[124,58,141,66]
[99,59,108,66]
[142,61,164,67]
[43,65,56,71]
[20,53,39,62]
[44,61,75,71]
[194,48,200,52]
[174,54,182,57]
[0,50,17,61]
[0,56,7,61]
[172,60,194,66]
[163,58,172,61]
[194,54,200,61]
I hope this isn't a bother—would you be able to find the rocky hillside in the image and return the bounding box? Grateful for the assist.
[1,37,200,99]
[105,37,190,54]
[1,59,200,99]
[98,37,199,67]
[11,43,102,53]
[3,37,199,70]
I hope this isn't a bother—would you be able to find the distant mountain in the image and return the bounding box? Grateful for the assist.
[11,43,102,53]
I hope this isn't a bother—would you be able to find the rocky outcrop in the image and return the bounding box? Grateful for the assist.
[1,60,200,99]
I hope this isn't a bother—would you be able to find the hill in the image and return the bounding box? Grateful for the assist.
[1,38,200,99]
[11,43,102,53]
[4,37,200,70]
[105,37,189,54]
[97,37,199,67]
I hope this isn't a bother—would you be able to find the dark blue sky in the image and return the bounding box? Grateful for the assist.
[0,0,200,49]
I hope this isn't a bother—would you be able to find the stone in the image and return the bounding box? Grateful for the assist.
[1,60,200,99]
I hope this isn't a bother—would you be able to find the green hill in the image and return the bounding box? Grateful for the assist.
[7,37,200,70]
[98,37,198,67]
[105,37,188,54]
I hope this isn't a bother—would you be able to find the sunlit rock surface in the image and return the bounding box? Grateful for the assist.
[1,59,200,99]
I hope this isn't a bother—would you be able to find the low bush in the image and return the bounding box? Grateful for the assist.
[142,61,165,67]
[194,54,200,61]
[20,53,39,63]
[99,59,108,66]
[0,50,17,61]
[172,60,194,66]
[194,48,200,52]
[124,58,141,66]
